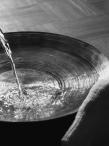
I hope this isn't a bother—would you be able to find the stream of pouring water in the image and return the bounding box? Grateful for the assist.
[0,29,23,98]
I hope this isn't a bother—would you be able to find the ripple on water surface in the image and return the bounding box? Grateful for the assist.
[0,69,64,121]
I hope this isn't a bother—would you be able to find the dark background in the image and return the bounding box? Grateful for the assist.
[0,113,76,146]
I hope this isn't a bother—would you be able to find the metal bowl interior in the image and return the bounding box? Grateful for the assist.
[0,31,107,122]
